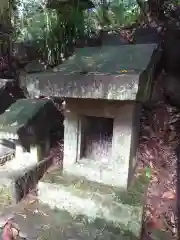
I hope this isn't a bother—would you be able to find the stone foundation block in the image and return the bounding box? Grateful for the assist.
[39,168,150,239]
[0,157,53,205]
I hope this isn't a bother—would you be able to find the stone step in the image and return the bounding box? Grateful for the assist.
[0,156,53,207]
[38,169,149,238]
[63,158,129,188]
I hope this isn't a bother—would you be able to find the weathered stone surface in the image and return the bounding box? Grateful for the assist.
[0,183,171,240]
[38,169,150,239]
[63,99,141,188]
[0,99,60,162]
[20,44,160,101]
[0,156,53,205]
[0,98,56,138]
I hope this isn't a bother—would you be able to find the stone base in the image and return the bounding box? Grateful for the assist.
[64,159,129,188]
[39,168,149,238]
[0,183,170,240]
[0,156,53,205]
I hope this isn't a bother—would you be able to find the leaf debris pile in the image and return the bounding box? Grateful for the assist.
[138,74,179,239]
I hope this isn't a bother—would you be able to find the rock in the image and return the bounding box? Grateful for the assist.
[0,98,62,163]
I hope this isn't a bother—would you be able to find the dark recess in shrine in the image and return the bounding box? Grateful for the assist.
[80,116,113,162]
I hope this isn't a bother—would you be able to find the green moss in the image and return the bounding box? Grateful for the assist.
[0,186,13,208]
[0,99,50,134]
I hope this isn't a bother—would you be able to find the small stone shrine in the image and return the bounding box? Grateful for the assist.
[0,99,60,165]
[21,44,160,188]
[0,98,63,204]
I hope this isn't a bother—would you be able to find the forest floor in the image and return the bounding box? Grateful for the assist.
[138,73,178,239]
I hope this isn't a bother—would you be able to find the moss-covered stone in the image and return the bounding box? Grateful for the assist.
[0,157,53,206]
[21,44,160,101]
[0,99,49,134]
[39,169,150,238]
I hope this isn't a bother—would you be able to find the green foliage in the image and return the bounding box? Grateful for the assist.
[11,0,141,67]
[13,0,86,66]
[109,1,140,27]
[84,0,140,32]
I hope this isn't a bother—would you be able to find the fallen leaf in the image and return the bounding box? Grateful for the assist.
[17,213,27,219]
[146,218,164,230]
[162,191,176,200]
[29,199,36,204]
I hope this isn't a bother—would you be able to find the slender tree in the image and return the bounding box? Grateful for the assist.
[0,0,13,76]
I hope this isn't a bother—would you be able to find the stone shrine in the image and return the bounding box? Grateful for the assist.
[21,44,160,188]
[0,98,63,203]
[0,99,60,165]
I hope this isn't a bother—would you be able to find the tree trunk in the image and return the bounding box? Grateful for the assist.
[148,0,166,20]
[0,0,13,77]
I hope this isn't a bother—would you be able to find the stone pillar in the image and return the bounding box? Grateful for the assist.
[15,139,43,165]
[112,102,141,188]
[0,0,13,67]
[30,145,41,163]
[15,143,40,165]
[63,111,80,170]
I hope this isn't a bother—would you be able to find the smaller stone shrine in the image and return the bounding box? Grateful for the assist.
[0,99,60,166]
[0,98,64,204]
[0,79,26,165]
[21,44,161,188]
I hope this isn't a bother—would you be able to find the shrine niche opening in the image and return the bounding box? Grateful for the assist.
[79,116,113,164]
